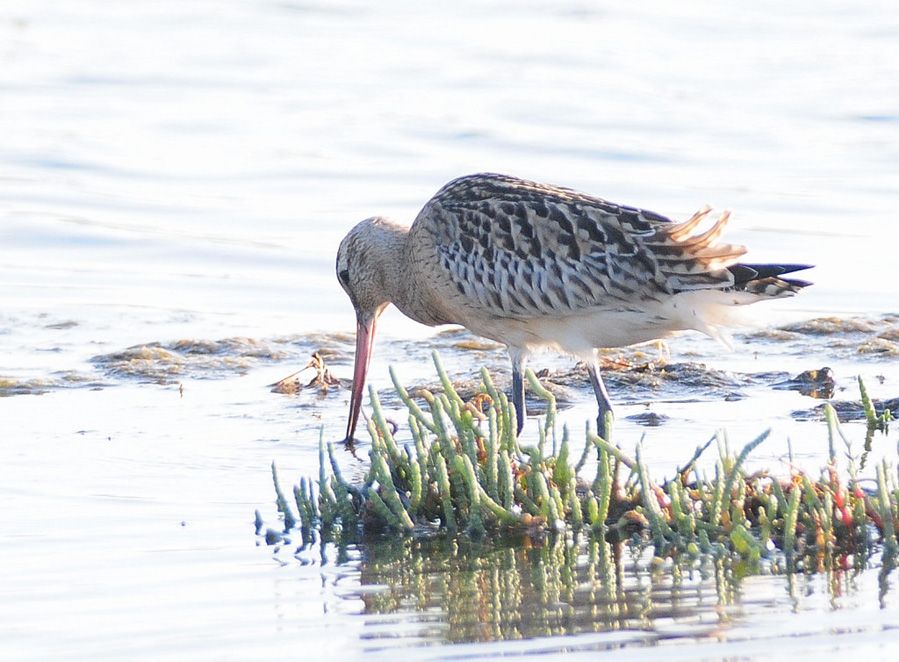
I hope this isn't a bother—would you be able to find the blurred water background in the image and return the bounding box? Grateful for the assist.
[1,1,898,659]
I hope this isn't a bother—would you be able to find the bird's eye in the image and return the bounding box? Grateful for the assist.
[338,269,350,285]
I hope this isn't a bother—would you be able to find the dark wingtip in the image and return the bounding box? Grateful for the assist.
[730,263,814,286]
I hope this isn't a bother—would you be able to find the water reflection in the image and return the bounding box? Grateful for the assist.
[272,532,899,652]
[355,536,648,645]
[320,536,726,646]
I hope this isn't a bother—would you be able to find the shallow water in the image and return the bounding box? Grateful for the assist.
[2,0,899,659]
[269,535,899,658]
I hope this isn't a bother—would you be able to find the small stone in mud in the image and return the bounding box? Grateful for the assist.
[626,411,669,426]
[772,367,835,399]
[792,396,899,421]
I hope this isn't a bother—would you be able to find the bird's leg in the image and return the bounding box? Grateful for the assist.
[587,352,614,440]
[510,350,528,435]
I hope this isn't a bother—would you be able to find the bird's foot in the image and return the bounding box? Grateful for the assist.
[340,436,364,460]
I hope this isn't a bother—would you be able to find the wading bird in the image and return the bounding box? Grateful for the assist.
[336,173,811,444]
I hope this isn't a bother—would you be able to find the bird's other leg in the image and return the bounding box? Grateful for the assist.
[587,351,614,440]
[509,349,528,436]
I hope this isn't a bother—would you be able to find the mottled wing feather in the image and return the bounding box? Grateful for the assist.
[414,173,746,319]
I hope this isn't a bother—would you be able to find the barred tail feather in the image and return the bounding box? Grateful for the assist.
[728,263,813,298]
[658,262,814,348]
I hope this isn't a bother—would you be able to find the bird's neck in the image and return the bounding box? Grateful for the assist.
[370,221,449,327]
[370,222,409,297]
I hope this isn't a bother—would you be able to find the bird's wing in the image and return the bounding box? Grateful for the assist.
[413,173,746,319]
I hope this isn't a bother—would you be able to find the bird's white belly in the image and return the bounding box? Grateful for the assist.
[460,290,745,358]
[521,308,679,353]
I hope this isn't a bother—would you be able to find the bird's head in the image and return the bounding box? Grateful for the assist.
[336,217,396,444]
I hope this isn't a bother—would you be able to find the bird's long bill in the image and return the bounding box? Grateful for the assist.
[345,314,377,443]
